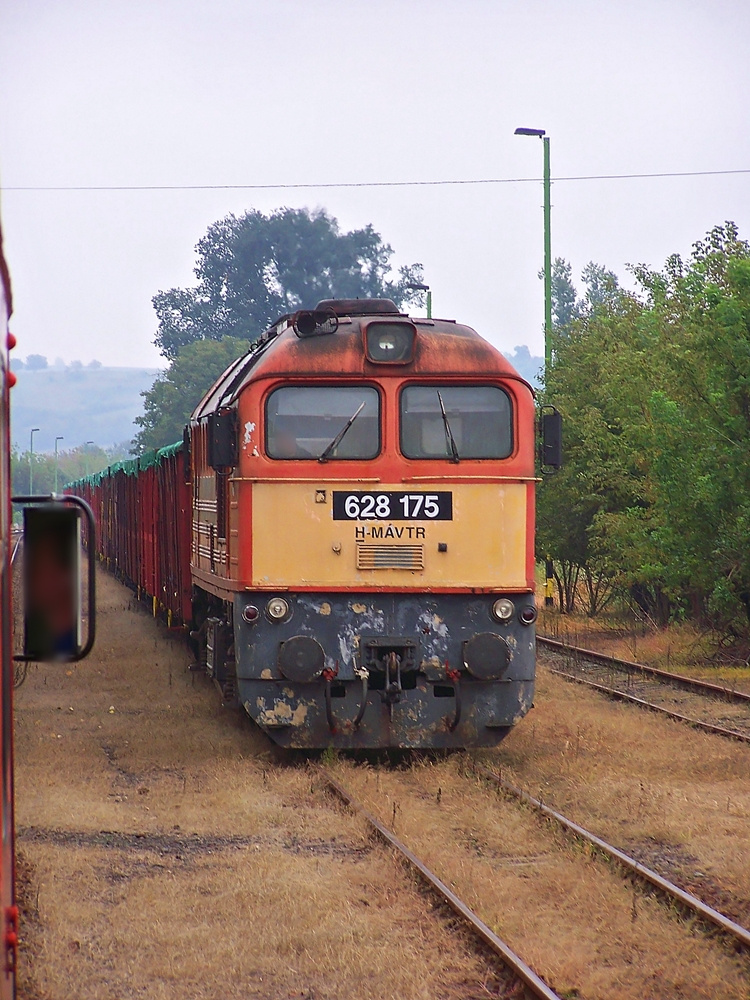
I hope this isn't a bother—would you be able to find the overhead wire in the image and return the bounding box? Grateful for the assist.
[3,168,749,193]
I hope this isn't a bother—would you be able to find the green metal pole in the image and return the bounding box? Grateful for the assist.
[54,436,63,492]
[542,137,554,607]
[29,427,39,494]
[542,135,552,373]
[426,289,432,319]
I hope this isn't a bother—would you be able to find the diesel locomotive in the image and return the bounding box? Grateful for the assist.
[73,298,557,749]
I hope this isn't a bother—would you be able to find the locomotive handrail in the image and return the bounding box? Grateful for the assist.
[404,474,541,482]
[229,476,383,483]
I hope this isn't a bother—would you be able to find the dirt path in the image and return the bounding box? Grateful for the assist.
[14,570,507,1000]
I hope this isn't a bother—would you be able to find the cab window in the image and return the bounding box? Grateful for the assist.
[266,386,380,460]
[400,385,512,460]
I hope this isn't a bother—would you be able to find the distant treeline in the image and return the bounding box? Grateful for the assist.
[12,355,103,370]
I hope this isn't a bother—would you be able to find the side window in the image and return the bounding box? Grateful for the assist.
[266,386,380,460]
[400,385,512,459]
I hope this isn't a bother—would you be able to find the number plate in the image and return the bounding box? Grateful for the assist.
[332,491,453,520]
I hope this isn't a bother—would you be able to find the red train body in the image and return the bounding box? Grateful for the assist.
[0,218,18,996]
[73,444,192,627]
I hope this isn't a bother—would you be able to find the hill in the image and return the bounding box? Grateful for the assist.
[503,346,543,388]
[10,365,161,453]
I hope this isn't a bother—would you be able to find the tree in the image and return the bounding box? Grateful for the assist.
[537,286,644,614]
[549,257,579,331]
[11,442,110,495]
[133,337,249,452]
[153,207,425,360]
[25,354,48,370]
[539,223,750,632]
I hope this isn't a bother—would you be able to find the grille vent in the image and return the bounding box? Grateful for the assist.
[357,544,424,571]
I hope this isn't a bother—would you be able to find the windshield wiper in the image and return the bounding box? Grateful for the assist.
[318,401,366,463]
[437,391,460,463]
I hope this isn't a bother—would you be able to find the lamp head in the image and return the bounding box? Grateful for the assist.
[514,127,546,137]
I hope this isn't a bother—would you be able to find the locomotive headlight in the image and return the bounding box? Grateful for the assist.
[365,322,416,364]
[491,598,515,622]
[266,597,290,621]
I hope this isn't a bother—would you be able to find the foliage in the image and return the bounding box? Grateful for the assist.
[549,257,579,331]
[537,262,634,614]
[538,222,750,632]
[153,207,425,360]
[139,206,425,452]
[11,443,114,496]
[133,337,249,452]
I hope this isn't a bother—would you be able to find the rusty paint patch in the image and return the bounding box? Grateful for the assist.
[260,669,272,679]
[255,696,310,728]
[350,602,367,614]
[318,602,332,616]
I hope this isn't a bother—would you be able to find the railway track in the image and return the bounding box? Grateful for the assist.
[471,762,750,951]
[9,530,27,688]
[321,762,750,997]
[320,768,563,1000]
[10,527,22,566]
[538,634,750,743]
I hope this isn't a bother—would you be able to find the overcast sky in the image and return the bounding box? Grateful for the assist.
[1,0,749,370]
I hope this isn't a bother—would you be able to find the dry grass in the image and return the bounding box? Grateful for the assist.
[333,755,750,999]
[23,840,513,1000]
[13,569,515,1000]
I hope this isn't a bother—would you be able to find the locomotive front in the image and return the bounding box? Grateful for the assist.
[190,299,538,748]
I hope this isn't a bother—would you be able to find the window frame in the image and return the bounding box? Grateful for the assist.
[264,382,383,462]
[398,382,514,461]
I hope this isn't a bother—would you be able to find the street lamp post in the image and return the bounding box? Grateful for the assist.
[29,427,40,494]
[54,436,64,492]
[405,282,432,319]
[514,127,552,372]
[515,127,555,609]
[85,440,94,478]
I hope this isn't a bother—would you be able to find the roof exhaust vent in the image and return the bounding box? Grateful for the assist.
[314,298,400,317]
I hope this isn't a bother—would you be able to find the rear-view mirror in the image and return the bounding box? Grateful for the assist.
[12,495,96,662]
[540,406,563,471]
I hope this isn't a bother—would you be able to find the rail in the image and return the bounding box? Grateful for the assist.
[320,768,562,1000]
[538,635,750,704]
[474,763,750,951]
[10,529,21,566]
[538,635,750,744]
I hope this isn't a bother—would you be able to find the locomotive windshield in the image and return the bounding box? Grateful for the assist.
[400,385,512,459]
[266,386,380,460]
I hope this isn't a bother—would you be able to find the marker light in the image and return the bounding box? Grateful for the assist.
[491,598,514,622]
[519,605,538,625]
[266,597,290,621]
[242,605,259,624]
[293,309,338,338]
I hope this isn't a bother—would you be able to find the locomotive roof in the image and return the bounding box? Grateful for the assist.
[192,305,531,421]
